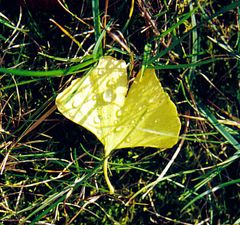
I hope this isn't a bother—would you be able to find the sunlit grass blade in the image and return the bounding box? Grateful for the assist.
[0,15,28,32]
[50,18,83,50]
[122,0,135,32]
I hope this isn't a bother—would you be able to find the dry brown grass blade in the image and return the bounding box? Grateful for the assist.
[17,104,57,144]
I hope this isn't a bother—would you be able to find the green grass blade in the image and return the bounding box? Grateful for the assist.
[182,178,240,212]
[0,58,96,77]
[198,102,240,152]
[0,79,40,91]
[154,8,199,42]
[187,0,198,84]
[151,58,225,70]
[237,4,240,104]
[0,17,28,32]
[152,1,240,60]
[92,0,102,57]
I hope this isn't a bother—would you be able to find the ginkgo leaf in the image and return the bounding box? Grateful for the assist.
[56,56,181,194]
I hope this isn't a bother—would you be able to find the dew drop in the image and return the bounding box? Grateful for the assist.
[94,115,101,124]
[97,130,102,135]
[149,98,155,104]
[72,100,80,108]
[120,61,126,68]
[114,126,122,132]
[103,89,114,103]
[98,69,103,75]
[106,79,115,87]
[69,111,76,117]
[146,109,151,113]
[72,93,82,108]
[131,120,136,124]
[75,113,83,123]
[116,109,123,117]
[125,137,131,143]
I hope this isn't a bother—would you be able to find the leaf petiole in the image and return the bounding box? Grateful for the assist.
[103,154,115,194]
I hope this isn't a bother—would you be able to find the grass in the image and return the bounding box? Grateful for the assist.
[0,0,240,224]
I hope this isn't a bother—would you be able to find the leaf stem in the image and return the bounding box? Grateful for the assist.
[103,155,115,194]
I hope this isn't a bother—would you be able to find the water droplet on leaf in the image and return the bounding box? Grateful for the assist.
[72,93,82,108]
[116,109,122,117]
[103,89,114,103]
[125,137,130,143]
[114,126,122,132]
[149,98,154,104]
[106,80,114,87]
[72,100,80,108]
[94,115,101,124]
[69,111,76,117]
[98,69,103,75]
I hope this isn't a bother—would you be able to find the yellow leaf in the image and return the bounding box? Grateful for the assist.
[56,56,181,193]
